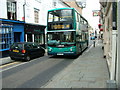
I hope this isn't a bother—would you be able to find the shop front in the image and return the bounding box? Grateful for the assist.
[0,19,24,57]
[25,23,46,47]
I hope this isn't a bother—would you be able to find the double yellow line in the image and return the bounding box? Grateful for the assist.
[0,62,20,69]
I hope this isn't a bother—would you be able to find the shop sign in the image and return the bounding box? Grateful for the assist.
[92,10,100,17]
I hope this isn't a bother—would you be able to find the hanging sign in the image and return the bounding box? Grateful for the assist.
[92,10,100,17]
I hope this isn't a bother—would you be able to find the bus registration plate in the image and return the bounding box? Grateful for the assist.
[57,53,63,55]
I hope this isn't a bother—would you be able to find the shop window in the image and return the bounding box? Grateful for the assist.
[34,34,43,44]
[7,1,16,20]
[27,34,32,42]
[0,24,14,51]
[34,8,39,23]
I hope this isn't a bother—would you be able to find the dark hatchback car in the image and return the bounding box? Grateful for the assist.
[9,42,45,61]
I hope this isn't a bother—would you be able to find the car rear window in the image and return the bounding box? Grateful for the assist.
[11,43,23,49]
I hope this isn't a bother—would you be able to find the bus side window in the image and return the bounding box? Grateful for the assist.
[80,16,82,23]
[77,13,79,22]
[78,14,80,22]
[48,13,53,22]
[75,12,78,22]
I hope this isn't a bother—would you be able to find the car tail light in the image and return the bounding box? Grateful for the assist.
[22,50,26,53]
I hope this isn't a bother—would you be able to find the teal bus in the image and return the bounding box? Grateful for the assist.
[46,8,89,56]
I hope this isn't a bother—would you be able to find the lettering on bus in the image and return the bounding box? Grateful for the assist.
[51,24,70,30]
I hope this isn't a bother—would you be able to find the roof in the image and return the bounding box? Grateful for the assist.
[48,7,74,12]
[0,18,25,24]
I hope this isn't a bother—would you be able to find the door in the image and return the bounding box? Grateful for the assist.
[14,32,21,42]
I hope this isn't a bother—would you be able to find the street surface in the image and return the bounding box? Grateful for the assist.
[1,40,109,88]
[2,55,74,88]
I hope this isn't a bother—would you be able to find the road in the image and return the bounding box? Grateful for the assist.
[1,55,75,88]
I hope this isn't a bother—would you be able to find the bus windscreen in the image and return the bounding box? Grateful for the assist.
[48,9,73,30]
[47,32,75,46]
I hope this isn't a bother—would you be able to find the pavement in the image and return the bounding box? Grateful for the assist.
[0,57,13,65]
[42,40,110,88]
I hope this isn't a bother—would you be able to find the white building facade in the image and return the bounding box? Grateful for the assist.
[0,0,68,25]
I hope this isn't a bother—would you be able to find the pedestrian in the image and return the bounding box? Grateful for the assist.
[93,38,96,47]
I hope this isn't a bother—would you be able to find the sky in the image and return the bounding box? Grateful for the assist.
[82,0,100,31]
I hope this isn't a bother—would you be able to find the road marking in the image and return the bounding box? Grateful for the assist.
[0,57,45,72]
[85,44,93,52]
[0,62,20,68]
[0,61,28,72]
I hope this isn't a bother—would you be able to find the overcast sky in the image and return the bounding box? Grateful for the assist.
[82,0,100,30]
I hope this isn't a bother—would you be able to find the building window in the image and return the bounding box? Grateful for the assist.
[34,8,39,23]
[53,2,56,7]
[34,34,43,44]
[7,1,16,20]
[0,24,14,51]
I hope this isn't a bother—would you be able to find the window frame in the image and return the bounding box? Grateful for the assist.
[34,8,40,23]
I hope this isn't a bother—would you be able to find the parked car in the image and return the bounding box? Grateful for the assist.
[9,42,45,61]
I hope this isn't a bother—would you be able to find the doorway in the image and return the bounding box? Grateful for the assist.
[14,32,21,42]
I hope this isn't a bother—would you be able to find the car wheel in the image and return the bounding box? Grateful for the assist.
[41,53,44,56]
[25,56,31,61]
[10,57,15,60]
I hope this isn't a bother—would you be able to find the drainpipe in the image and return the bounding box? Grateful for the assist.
[23,0,26,42]
[117,1,120,89]
[23,0,26,22]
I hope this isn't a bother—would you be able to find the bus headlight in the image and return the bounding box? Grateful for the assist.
[70,47,73,51]
[70,47,75,52]
[49,48,52,52]
[70,48,73,51]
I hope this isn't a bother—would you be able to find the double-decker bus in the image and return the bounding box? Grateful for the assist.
[46,8,89,56]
